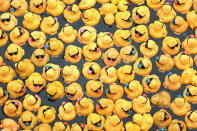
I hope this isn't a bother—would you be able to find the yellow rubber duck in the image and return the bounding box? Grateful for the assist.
[63,4,81,23]
[174,52,193,70]
[58,102,76,121]
[0,28,8,47]
[111,0,130,11]
[151,91,171,108]
[40,16,59,35]
[142,75,161,93]
[0,87,8,106]
[82,8,101,26]
[146,0,165,10]
[149,20,168,39]
[34,123,51,131]
[170,16,188,34]
[86,80,103,98]
[42,63,61,81]
[0,0,10,12]
[0,118,19,131]
[181,68,196,84]
[124,122,141,131]
[0,64,15,84]
[99,66,117,84]
[106,83,124,101]
[114,29,132,47]
[65,82,83,101]
[3,100,22,118]
[29,0,47,14]
[117,65,135,84]
[70,123,88,131]
[168,119,187,131]
[22,12,41,30]
[7,79,26,98]
[46,0,65,16]
[28,31,46,48]
[46,81,64,100]
[130,0,145,5]
[79,0,96,10]
[186,11,197,29]
[120,45,138,63]
[97,32,114,49]
[102,48,121,66]
[115,11,133,29]
[182,35,197,54]
[132,6,150,24]
[155,54,174,72]
[164,72,181,91]
[132,95,152,114]
[62,65,80,84]
[78,26,97,44]
[87,113,105,131]
[124,80,143,99]
[23,94,41,111]
[75,97,94,116]
[185,110,197,129]
[10,0,28,16]
[82,62,101,80]
[52,121,71,131]
[64,45,82,63]
[97,0,110,4]
[96,98,114,116]
[173,0,192,14]
[104,115,123,131]
[9,26,29,46]
[63,0,75,4]
[0,13,17,31]
[58,24,77,44]
[37,105,56,123]
[140,40,159,58]
[183,85,197,104]
[114,99,132,118]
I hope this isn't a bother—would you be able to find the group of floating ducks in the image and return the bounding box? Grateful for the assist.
[0,0,197,131]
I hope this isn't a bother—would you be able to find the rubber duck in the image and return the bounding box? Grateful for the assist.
[63,0,75,4]
[168,119,187,131]
[18,111,37,130]
[133,57,152,76]
[9,26,29,46]
[132,6,150,24]
[82,8,101,26]
[78,26,97,44]
[0,13,17,31]
[0,56,3,66]
[120,45,138,63]
[114,99,132,118]
[194,0,197,12]
[124,80,143,99]
[0,64,15,84]
[70,123,88,131]
[10,0,28,16]
[23,94,41,111]
[170,16,188,34]
[3,100,22,117]
[130,24,149,43]
[46,0,65,16]
[104,115,123,131]
[46,81,64,100]
[99,66,117,84]
[5,43,25,62]
[37,105,56,123]
[58,24,77,44]
[111,0,130,11]
[153,109,172,128]
[170,96,191,116]
[155,54,174,72]
[174,52,193,70]
[64,45,82,63]
[133,113,153,131]
[62,65,80,83]
[173,0,192,14]
[181,68,196,84]
[65,82,83,101]
[58,102,76,121]
[162,36,181,55]
[0,0,10,12]
[22,12,41,30]
[106,83,124,101]
[25,72,46,93]
[114,29,132,47]
[30,48,50,67]
[45,38,64,57]
[87,113,105,130]
[0,28,8,47]
[83,43,102,62]
[151,91,171,108]
[124,122,141,131]
[7,79,26,98]
[157,3,176,23]
[185,110,197,129]
[52,121,71,131]
[96,98,114,116]
[75,97,94,116]
[34,123,52,131]
[146,0,165,10]
[183,85,197,103]
[0,118,19,131]
[182,35,197,54]
[163,72,181,91]
[102,48,121,66]
[97,32,114,49]
[42,63,61,81]
[0,87,8,106]
[186,11,197,29]
[79,0,96,9]
[140,40,159,58]
[97,0,110,4]
[190,74,197,87]
[15,59,35,79]
[130,0,145,5]
[63,4,81,23]
[117,65,135,84]
[40,16,59,35]
[82,62,101,80]
[86,80,103,98]
[149,20,168,39]
[28,31,46,48]
[115,11,133,29]
[99,3,118,26]
[132,95,151,114]
[29,0,47,14]
[142,75,161,93]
